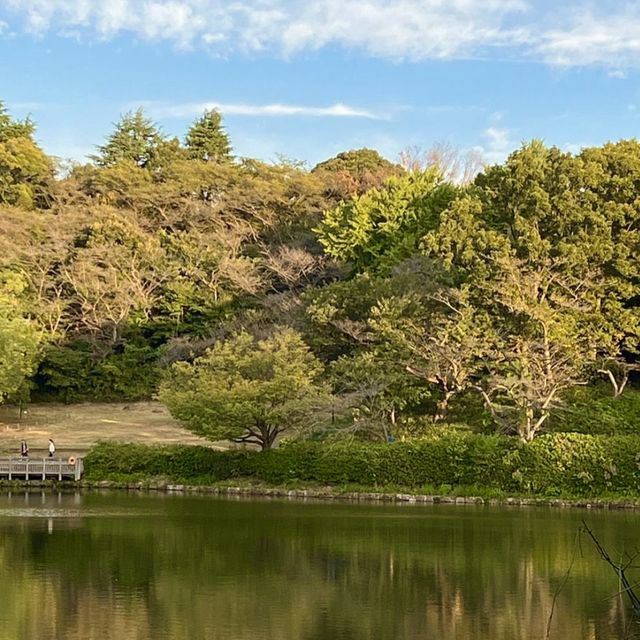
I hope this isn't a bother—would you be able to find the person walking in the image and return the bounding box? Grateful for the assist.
[48,439,56,458]
[20,440,29,457]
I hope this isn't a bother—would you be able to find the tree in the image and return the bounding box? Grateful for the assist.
[159,330,326,449]
[312,148,403,200]
[93,109,165,168]
[329,350,429,441]
[59,213,168,345]
[313,148,397,178]
[316,169,458,273]
[0,271,41,403]
[185,109,232,162]
[398,141,485,184]
[0,101,35,142]
[371,283,495,422]
[425,141,640,440]
[0,101,53,208]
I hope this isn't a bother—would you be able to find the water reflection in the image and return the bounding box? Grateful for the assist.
[0,492,638,640]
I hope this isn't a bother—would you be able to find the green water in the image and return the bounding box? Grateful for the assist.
[0,492,638,640]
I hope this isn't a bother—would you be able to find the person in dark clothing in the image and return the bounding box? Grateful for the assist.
[20,440,29,457]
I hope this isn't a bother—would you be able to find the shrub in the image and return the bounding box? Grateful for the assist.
[84,433,640,497]
[84,442,256,481]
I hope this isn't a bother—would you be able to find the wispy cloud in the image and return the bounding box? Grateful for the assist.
[536,8,640,67]
[2,0,528,59]
[5,1,640,69]
[142,100,383,119]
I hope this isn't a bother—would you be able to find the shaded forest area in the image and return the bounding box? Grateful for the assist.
[1,100,639,447]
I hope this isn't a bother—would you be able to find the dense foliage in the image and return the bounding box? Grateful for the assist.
[1,100,639,451]
[158,330,327,449]
[85,435,640,497]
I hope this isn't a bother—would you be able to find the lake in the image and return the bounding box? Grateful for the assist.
[0,491,638,640]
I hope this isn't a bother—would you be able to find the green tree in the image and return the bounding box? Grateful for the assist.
[93,109,165,168]
[316,169,457,273]
[0,271,41,403]
[312,148,403,200]
[425,141,640,440]
[312,148,397,178]
[0,100,35,141]
[159,330,326,449]
[0,101,52,208]
[185,109,232,162]
[371,283,495,422]
[330,350,430,441]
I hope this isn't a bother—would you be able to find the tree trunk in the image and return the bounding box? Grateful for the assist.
[434,390,454,422]
[257,422,280,450]
[518,409,550,442]
[598,369,629,399]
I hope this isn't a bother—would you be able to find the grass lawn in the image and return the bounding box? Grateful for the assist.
[0,401,215,457]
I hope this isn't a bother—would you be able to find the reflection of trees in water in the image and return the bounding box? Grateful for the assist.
[0,495,639,639]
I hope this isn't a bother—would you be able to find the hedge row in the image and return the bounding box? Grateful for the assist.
[84,433,640,496]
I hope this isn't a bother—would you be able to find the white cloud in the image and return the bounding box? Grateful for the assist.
[144,100,382,119]
[477,126,513,164]
[5,0,640,68]
[1,0,529,59]
[484,127,510,150]
[536,9,640,67]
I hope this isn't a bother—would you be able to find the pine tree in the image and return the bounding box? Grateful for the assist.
[185,109,232,162]
[93,109,164,168]
[0,100,36,142]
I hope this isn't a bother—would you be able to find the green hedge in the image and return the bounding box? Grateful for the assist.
[84,442,254,481]
[84,433,640,497]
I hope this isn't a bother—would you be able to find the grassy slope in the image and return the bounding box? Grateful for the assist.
[0,401,214,457]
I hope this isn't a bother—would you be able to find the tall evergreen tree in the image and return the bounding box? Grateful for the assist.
[185,109,232,162]
[93,109,164,168]
[0,100,35,142]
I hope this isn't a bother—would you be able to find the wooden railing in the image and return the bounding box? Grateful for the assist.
[0,457,84,481]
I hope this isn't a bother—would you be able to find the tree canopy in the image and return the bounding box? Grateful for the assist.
[0,101,52,209]
[185,109,232,162]
[1,98,640,444]
[93,109,166,168]
[159,330,326,449]
[0,271,41,403]
[316,169,458,273]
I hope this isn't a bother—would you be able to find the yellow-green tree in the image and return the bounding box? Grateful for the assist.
[159,330,326,449]
[0,101,53,209]
[0,271,41,403]
[425,141,640,440]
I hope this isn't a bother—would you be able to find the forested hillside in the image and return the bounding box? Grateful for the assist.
[1,100,639,446]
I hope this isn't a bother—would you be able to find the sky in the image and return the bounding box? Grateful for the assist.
[1,0,640,167]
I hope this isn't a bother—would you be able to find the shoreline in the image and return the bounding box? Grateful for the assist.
[2,479,640,510]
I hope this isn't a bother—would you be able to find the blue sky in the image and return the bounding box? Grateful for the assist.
[1,0,640,167]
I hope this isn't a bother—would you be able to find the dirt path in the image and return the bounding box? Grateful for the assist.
[0,402,214,456]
